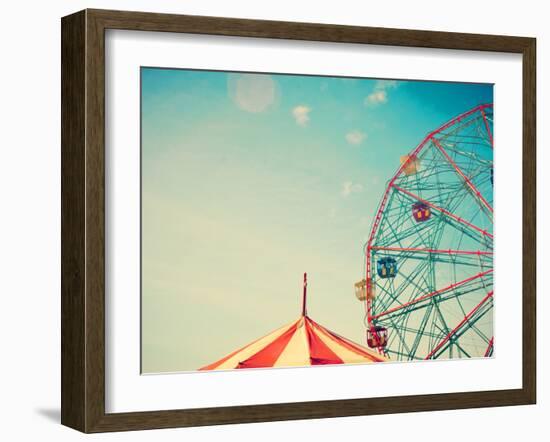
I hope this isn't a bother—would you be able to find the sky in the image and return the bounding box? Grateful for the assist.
[140,67,493,373]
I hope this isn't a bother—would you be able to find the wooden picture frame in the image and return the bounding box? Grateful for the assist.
[61,8,536,433]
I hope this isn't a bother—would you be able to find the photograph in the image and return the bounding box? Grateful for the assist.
[140,68,494,373]
[1,1,541,439]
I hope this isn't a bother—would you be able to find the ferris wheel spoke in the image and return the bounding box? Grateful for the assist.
[400,255,489,267]
[384,280,492,324]
[374,215,436,249]
[373,246,491,269]
[385,348,424,361]
[446,252,492,342]
[480,108,494,147]
[381,312,414,358]
[444,302,493,357]
[392,184,492,241]
[371,246,492,256]
[409,303,435,358]
[371,269,493,321]
[484,337,495,357]
[440,218,492,252]
[452,342,472,358]
[431,137,493,218]
[381,200,414,248]
[425,291,494,360]
[374,260,435,314]
[431,296,454,345]
[435,319,473,358]
[386,322,442,340]
[441,288,493,345]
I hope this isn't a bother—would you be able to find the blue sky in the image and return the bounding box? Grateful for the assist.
[140,67,493,373]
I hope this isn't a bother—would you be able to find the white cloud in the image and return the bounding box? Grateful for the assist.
[341,181,363,197]
[228,74,276,113]
[292,105,311,126]
[364,79,400,106]
[365,89,388,106]
[345,130,367,145]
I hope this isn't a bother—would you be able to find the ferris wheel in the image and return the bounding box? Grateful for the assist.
[355,104,494,361]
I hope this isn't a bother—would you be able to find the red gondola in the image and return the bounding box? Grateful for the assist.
[412,202,431,222]
[367,325,388,348]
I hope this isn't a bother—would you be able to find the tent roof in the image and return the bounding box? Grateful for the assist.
[199,314,387,370]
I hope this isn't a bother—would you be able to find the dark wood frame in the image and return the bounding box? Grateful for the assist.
[61,8,536,433]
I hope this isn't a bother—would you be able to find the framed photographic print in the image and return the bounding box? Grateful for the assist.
[61,9,536,433]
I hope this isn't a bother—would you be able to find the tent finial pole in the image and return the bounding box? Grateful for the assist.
[302,272,308,317]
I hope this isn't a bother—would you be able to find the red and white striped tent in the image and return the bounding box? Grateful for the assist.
[200,274,387,370]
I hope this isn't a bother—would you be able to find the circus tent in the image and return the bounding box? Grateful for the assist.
[200,274,387,370]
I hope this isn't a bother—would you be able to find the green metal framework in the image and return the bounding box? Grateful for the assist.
[365,104,494,361]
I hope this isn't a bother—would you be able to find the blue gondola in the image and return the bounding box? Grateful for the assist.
[377,257,398,279]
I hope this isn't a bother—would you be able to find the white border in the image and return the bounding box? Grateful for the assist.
[105,29,523,413]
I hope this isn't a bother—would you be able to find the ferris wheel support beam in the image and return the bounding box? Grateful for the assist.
[484,337,495,357]
[431,137,493,216]
[370,246,492,256]
[480,108,494,148]
[392,185,493,240]
[439,301,493,358]
[371,269,493,320]
[425,290,494,360]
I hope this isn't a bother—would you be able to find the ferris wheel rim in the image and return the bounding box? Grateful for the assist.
[365,103,493,260]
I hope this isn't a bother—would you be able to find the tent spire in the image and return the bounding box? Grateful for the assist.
[199,269,388,370]
[302,273,308,317]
